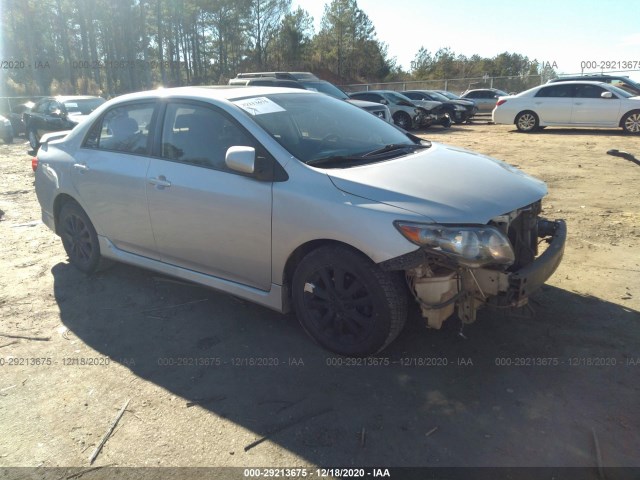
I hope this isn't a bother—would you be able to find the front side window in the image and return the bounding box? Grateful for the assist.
[84,103,154,154]
[574,85,607,98]
[160,102,255,171]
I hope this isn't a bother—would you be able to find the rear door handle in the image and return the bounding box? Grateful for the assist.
[73,163,89,172]
[148,176,171,188]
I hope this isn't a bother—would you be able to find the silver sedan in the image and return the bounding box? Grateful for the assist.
[34,87,566,356]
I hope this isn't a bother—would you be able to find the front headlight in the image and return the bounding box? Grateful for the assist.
[394,221,515,267]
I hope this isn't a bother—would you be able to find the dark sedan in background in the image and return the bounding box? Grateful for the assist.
[24,96,105,149]
[402,90,477,123]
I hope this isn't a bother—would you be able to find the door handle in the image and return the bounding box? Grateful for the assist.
[148,176,171,188]
[73,163,89,172]
[574,102,583,105]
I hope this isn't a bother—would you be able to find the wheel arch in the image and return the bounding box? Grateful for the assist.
[514,109,539,124]
[52,193,81,235]
[282,239,374,293]
[619,109,640,127]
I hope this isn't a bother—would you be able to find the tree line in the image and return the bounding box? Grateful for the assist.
[0,0,555,98]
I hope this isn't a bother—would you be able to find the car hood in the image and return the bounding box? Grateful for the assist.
[326,143,547,224]
[412,100,442,110]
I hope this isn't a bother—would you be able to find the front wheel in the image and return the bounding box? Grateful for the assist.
[292,245,408,357]
[59,201,105,274]
[2,133,13,144]
[393,111,412,130]
[622,111,640,134]
[515,111,539,132]
[441,114,452,128]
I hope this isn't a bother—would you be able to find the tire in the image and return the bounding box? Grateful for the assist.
[441,114,452,128]
[621,111,640,134]
[58,201,106,274]
[292,245,408,357]
[515,111,539,132]
[453,113,466,124]
[393,111,412,130]
[3,133,13,144]
[28,128,39,150]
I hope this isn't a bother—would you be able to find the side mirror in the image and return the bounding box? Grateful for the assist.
[379,99,388,105]
[601,91,613,99]
[225,146,255,174]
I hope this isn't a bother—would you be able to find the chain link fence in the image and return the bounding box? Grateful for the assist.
[340,74,546,95]
[340,70,640,96]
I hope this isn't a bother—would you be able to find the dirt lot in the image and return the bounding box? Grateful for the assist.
[0,122,639,474]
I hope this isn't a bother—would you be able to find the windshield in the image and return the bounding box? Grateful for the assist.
[300,81,349,100]
[63,98,105,115]
[438,91,459,100]
[385,92,414,105]
[426,91,449,102]
[232,93,420,166]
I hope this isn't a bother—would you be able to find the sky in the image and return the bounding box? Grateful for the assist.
[291,0,640,81]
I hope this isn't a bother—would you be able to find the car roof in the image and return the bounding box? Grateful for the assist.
[550,74,630,81]
[539,80,608,86]
[52,96,103,101]
[107,86,315,104]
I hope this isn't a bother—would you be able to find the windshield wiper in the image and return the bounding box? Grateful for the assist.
[306,142,432,168]
[306,155,368,167]
[362,142,431,157]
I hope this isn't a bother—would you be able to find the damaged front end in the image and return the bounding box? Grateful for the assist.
[381,201,566,329]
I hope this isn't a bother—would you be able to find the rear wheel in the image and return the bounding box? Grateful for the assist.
[58,201,106,274]
[292,245,408,357]
[515,111,539,132]
[2,133,13,144]
[393,111,412,130]
[622,111,640,134]
[28,129,39,150]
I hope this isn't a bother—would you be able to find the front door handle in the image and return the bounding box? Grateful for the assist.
[148,176,171,188]
[73,163,89,172]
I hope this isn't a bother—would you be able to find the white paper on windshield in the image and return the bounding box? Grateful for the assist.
[64,102,78,108]
[234,97,285,116]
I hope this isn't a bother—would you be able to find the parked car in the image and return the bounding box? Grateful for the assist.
[460,88,509,113]
[7,101,34,137]
[34,86,566,356]
[24,96,105,149]
[547,75,640,96]
[231,72,392,123]
[349,90,450,129]
[402,90,475,123]
[492,81,640,134]
[0,114,13,144]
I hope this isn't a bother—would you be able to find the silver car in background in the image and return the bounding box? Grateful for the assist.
[34,87,566,356]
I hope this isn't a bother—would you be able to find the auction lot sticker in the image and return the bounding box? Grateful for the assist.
[234,97,285,115]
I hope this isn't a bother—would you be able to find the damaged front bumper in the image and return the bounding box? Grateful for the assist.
[380,218,566,329]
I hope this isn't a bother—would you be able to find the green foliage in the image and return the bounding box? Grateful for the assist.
[410,45,556,86]
[0,1,555,97]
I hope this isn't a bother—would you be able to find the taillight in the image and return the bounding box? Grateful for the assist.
[496,99,507,107]
[32,157,38,172]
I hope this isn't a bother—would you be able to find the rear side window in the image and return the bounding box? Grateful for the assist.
[535,84,575,98]
[84,103,155,154]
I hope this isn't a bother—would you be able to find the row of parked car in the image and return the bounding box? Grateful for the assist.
[7,72,640,149]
